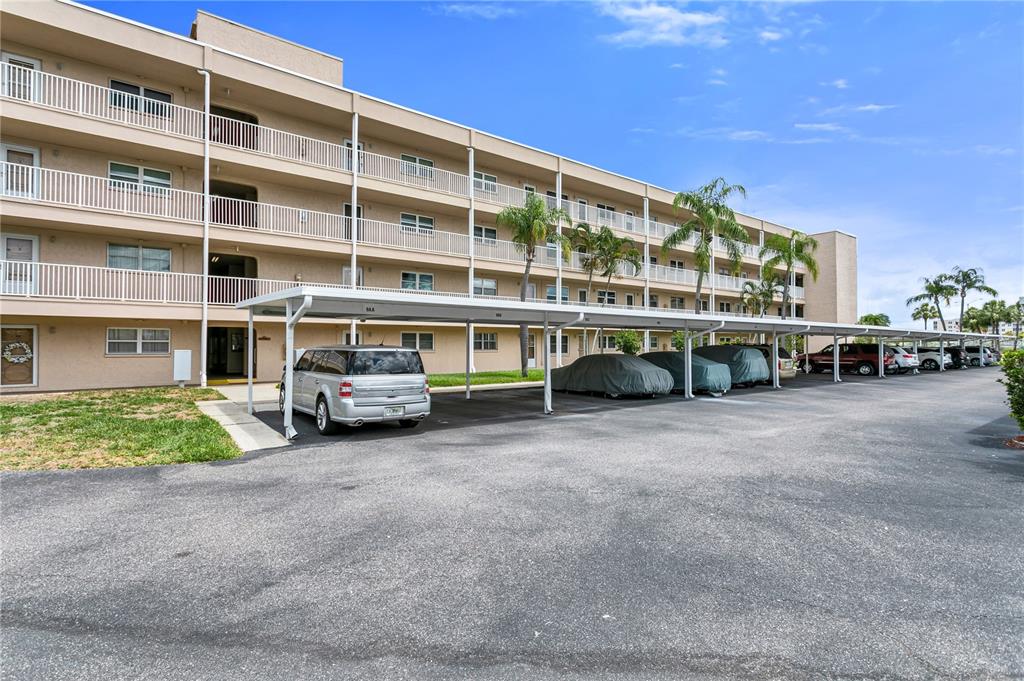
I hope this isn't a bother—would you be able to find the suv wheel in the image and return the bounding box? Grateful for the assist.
[921,359,937,370]
[279,387,286,414]
[315,396,338,435]
[856,362,874,376]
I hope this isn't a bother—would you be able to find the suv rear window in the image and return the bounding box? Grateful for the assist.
[349,350,425,375]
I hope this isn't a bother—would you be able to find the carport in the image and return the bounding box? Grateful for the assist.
[235,287,1000,439]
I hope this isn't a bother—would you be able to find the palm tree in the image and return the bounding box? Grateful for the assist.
[978,299,1009,334]
[569,222,609,306]
[496,193,570,376]
[741,273,782,318]
[946,266,998,333]
[905,276,956,331]
[663,177,750,314]
[1008,302,1023,351]
[593,232,641,353]
[760,231,819,320]
[961,307,986,333]
[911,303,940,330]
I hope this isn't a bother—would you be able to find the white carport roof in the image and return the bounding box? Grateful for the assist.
[234,285,996,341]
[235,286,998,438]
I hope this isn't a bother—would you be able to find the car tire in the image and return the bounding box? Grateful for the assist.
[856,362,874,376]
[810,362,820,373]
[921,359,937,370]
[315,396,338,435]
[399,419,419,429]
[279,387,286,414]
[971,358,980,367]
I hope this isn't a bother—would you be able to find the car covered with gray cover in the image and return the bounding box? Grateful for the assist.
[640,351,731,396]
[551,354,674,397]
[692,345,770,386]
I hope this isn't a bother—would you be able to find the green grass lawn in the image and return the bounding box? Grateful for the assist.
[428,369,545,387]
[0,387,241,471]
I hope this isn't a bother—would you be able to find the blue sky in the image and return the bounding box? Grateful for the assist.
[86,0,1024,325]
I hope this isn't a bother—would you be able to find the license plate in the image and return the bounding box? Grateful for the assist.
[385,406,405,417]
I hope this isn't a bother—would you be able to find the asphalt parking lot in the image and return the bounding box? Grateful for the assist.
[3,367,1022,680]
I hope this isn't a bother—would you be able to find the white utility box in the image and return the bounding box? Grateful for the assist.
[173,349,192,386]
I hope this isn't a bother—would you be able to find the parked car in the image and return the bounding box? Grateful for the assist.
[943,347,971,369]
[692,345,770,387]
[280,345,430,435]
[797,343,896,376]
[551,354,674,397]
[963,345,995,366]
[884,345,920,374]
[641,351,732,396]
[917,348,954,371]
[744,345,797,380]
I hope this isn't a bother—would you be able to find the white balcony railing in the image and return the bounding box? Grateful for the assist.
[715,274,752,292]
[716,236,759,259]
[0,162,204,222]
[209,196,347,240]
[649,264,699,286]
[357,219,471,257]
[1,62,205,139]
[0,260,204,303]
[359,150,469,197]
[790,285,806,299]
[474,180,531,210]
[209,114,347,170]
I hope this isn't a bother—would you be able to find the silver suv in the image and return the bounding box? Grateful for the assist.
[280,346,430,435]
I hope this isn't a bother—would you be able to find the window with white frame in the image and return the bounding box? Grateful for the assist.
[669,259,684,269]
[624,210,635,231]
[343,332,362,345]
[401,271,434,291]
[400,154,434,178]
[523,184,536,194]
[109,80,172,116]
[473,277,497,296]
[546,190,567,211]
[107,244,171,272]
[719,301,732,313]
[648,334,660,350]
[670,296,685,310]
[549,334,569,354]
[400,212,434,234]
[599,334,617,350]
[699,299,709,311]
[342,265,363,286]
[108,162,171,193]
[648,294,659,308]
[401,331,434,351]
[474,225,497,243]
[473,171,497,194]
[106,327,170,355]
[648,255,658,266]
[596,290,616,305]
[474,332,497,351]
[578,289,588,304]
[625,293,635,307]
[596,203,615,222]
[546,285,569,303]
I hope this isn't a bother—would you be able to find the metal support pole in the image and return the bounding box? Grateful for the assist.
[543,314,552,414]
[247,306,254,415]
[832,332,841,383]
[939,335,945,372]
[683,333,694,399]
[912,340,920,374]
[877,337,885,378]
[349,112,360,343]
[465,321,472,400]
[771,333,780,389]
[643,194,651,355]
[283,299,295,439]
[198,68,210,388]
[804,333,811,373]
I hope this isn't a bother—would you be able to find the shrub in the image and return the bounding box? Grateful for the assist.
[998,350,1024,431]
[671,331,687,352]
[613,330,642,356]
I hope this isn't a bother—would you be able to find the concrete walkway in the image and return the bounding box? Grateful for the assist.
[213,380,545,401]
[196,400,290,452]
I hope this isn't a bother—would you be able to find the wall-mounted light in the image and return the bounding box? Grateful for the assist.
[210,255,220,263]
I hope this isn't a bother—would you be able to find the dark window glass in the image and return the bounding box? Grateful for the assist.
[349,350,425,375]
[309,350,328,372]
[320,351,347,375]
[295,350,314,371]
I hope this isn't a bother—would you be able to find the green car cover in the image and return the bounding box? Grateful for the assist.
[692,345,770,385]
[551,354,674,396]
[640,351,731,395]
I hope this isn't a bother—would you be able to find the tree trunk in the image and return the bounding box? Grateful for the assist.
[934,297,947,331]
[582,271,595,356]
[519,256,533,377]
[959,293,967,352]
[694,271,704,314]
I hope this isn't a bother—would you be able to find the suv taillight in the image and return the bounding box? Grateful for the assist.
[903,354,913,359]
[424,382,430,394]
[339,380,352,398]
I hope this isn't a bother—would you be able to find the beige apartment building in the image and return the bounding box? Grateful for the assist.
[0,0,857,392]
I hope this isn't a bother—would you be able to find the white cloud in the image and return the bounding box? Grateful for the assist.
[629,127,657,133]
[759,29,785,43]
[973,145,1016,157]
[794,122,850,133]
[728,129,771,141]
[598,2,728,48]
[820,103,898,116]
[821,78,849,89]
[854,103,897,113]
[669,63,687,69]
[711,67,728,77]
[707,78,728,86]
[438,3,515,19]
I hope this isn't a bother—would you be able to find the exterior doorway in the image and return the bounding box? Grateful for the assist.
[206,327,253,379]
[527,334,537,368]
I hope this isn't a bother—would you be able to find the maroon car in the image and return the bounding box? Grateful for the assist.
[797,343,896,376]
